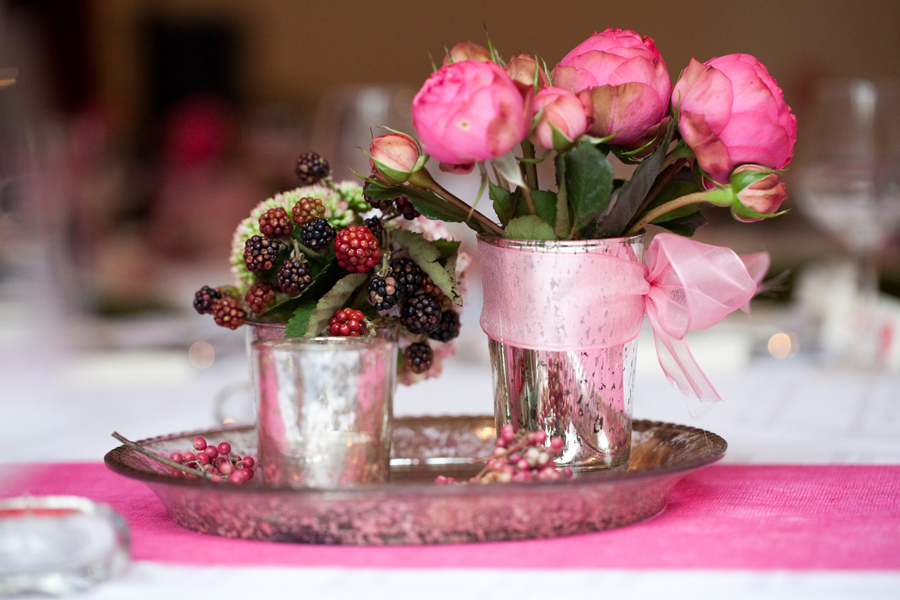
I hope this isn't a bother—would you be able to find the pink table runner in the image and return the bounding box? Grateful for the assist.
[3,464,898,570]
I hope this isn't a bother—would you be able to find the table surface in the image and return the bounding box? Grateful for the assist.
[2,312,900,599]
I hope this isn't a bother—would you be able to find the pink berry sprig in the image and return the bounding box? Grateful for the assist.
[435,425,574,485]
[168,436,257,484]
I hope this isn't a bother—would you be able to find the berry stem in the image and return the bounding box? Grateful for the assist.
[111,432,213,480]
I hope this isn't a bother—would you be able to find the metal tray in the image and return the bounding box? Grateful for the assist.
[104,416,726,545]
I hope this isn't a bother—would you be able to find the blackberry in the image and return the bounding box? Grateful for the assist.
[245,281,277,314]
[193,285,222,315]
[258,207,293,237]
[243,236,282,274]
[329,308,367,337]
[291,197,326,226]
[367,274,400,311]
[276,257,312,295]
[390,257,423,297]
[300,218,336,250]
[395,196,421,220]
[334,225,380,273]
[363,216,383,237]
[404,342,433,374]
[212,297,246,330]
[400,294,442,334]
[295,152,330,185]
[428,310,461,342]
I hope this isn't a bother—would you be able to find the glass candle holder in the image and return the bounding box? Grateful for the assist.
[252,337,397,488]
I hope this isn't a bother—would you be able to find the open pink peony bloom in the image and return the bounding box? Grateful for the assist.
[369,132,421,184]
[672,54,797,184]
[552,28,671,146]
[530,86,593,150]
[442,41,492,66]
[412,60,530,168]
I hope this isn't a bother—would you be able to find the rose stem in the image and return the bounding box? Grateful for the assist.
[625,190,711,236]
[111,432,212,479]
[623,158,689,233]
[521,140,539,190]
[410,169,505,236]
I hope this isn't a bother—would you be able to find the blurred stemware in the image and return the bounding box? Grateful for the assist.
[797,79,900,366]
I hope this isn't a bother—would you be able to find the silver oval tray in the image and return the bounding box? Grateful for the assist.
[104,416,726,545]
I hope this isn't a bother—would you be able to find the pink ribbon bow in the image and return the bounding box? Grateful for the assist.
[478,233,769,402]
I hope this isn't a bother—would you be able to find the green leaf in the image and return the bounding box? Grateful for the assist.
[392,229,463,306]
[564,140,614,234]
[503,215,557,241]
[597,118,676,237]
[284,297,319,337]
[652,211,707,237]
[430,239,461,263]
[529,189,558,228]
[490,182,513,226]
[554,154,571,238]
[400,186,469,224]
[303,273,369,337]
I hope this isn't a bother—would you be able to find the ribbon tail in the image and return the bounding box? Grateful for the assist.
[647,311,722,402]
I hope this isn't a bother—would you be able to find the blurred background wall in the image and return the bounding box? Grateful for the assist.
[2,0,900,318]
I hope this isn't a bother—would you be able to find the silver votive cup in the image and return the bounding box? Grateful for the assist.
[252,337,397,488]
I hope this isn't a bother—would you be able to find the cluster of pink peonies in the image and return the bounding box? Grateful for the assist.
[368,28,796,225]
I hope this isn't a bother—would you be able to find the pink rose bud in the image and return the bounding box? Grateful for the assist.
[505,54,551,91]
[729,165,788,222]
[672,54,797,185]
[551,28,671,145]
[530,86,593,151]
[369,132,424,185]
[442,41,492,66]
[412,60,530,166]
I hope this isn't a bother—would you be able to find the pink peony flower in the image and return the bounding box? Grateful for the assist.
[672,54,797,184]
[505,54,551,91]
[412,60,530,169]
[552,28,671,146]
[442,41,492,66]
[530,86,593,150]
[369,132,422,184]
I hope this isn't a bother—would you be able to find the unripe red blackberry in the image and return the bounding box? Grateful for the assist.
[428,309,461,342]
[334,225,381,273]
[295,152,330,185]
[395,196,421,220]
[245,281,277,314]
[299,218,336,251]
[193,285,222,314]
[212,297,246,330]
[363,216,383,237]
[243,236,282,274]
[367,274,400,311]
[400,294,442,334]
[291,197,326,226]
[328,308,367,337]
[390,257,423,297]
[404,342,433,374]
[276,257,312,295]
[258,207,293,237]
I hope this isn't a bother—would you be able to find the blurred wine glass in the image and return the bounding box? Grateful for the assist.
[797,79,900,365]
[311,85,416,181]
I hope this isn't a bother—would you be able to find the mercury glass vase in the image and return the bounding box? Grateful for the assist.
[251,337,397,487]
[477,234,645,471]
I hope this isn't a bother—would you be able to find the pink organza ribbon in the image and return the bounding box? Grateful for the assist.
[479,233,769,402]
